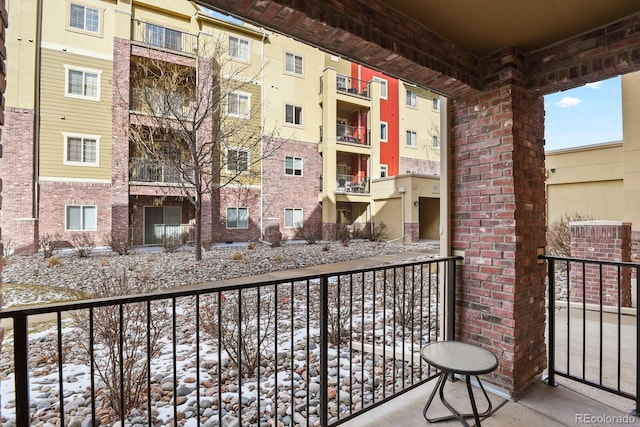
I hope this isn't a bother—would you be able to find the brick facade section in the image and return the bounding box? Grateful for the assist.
[1,0,7,351]
[451,54,547,395]
[570,221,632,307]
[399,157,439,176]
[0,107,38,254]
[262,138,323,241]
[38,181,112,244]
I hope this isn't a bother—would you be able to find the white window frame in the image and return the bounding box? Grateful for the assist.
[373,77,388,100]
[64,65,101,101]
[432,98,440,112]
[380,164,388,178]
[284,208,303,228]
[285,104,303,126]
[229,35,250,61]
[68,3,101,35]
[380,121,388,142]
[285,52,303,76]
[65,205,97,231]
[63,132,100,167]
[227,92,251,118]
[226,207,249,229]
[145,23,182,51]
[227,148,249,173]
[406,90,417,108]
[432,135,441,148]
[405,130,417,147]
[285,156,303,176]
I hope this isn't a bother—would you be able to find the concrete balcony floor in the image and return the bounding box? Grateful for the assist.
[342,375,640,426]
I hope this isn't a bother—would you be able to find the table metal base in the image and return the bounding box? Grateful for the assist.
[423,372,493,427]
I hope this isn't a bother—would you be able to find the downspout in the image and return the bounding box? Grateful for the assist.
[259,27,266,240]
[33,0,43,220]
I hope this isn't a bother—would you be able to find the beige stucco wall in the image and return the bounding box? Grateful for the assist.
[545,142,623,225]
[622,71,640,228]
[398,83,440,169]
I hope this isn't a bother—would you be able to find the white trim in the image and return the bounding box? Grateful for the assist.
[64,64,102,101]
[228,35,250,62]
[284,103,303,126]
[67,2,103,37]
[227,91,251,118]
[62,131,101,167]
[284,207,303,228]
[380,164,388,178]
[226,147,250,173]
[406,90,417,108]
[42,42,112,61]
[39,176,110,183]
[372,76,388,100]
[226,206,249,229]
[65,204,98,231]
[284,155,303,176]
[380,121,388,142]
[405,130,417,147]
[284,52,304,77]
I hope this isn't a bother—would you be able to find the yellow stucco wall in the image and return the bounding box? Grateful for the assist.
[622,71,640,227]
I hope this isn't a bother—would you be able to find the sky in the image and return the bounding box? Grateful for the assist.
[544,76,623,151]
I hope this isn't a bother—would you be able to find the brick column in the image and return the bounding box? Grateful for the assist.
[451,49,547,396]
[570,221,632,307]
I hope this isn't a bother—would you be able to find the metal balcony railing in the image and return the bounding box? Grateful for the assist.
[131,19,198,55]
[1,257,461,426]
[336,74,370,97]
[336,174,369,193]
[130,158,189,184]
[540,254,640,413]
[337,123,370,146]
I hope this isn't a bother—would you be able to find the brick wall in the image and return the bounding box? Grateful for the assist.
[38,181,112,245]
[399,158,439,176]
[570,221,632,307]
[209,186,262,243]
[451,54,547,395]
[262,138,323,241]
[0,107,38,254]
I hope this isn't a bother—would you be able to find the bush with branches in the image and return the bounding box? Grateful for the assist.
[294,217,322,244]
[201,288,276,377]
[369,221,388,242]
[39,233,62,259]
[103,229,131,255]
[71,270,170,419]
[71,232,96,258]
[547,212,593,258]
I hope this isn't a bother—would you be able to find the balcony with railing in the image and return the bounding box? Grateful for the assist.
[320,74,370,98]
[130,158,190,185]
[1,256,460,426]
[337,123,370,146]
[336,174,369,194]
[131,19,198,55]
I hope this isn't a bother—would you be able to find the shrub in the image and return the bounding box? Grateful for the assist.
[47,256,60,267]
[103,229,131,255]
[2,256,8,267]
[232,252,244,260]
[71,270,170,419]
[162,233,186,253]
[39,233,62,259]
[294,217,322,244]
[71,232,96,258]
[322,243,330,252]
[1,235,14,257]
[547,212,593,258]
[336,224,350,246]
[248,241,256,250]
[201,289,276,377]
[369,221,388,242]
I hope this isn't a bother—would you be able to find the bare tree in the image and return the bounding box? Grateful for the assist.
[127,35,283,260]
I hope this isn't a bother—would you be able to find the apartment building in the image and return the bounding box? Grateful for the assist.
[0,0,442,254]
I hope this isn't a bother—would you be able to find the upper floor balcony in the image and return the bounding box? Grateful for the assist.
[131,19,198,56]
[320,74,371,99]
[129,158,192,185]
[320,124,371,147]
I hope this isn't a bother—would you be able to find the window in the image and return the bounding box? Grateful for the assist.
[145,23,182,51]
[65,65,100,100]
[406,130,417,147]
[226,207,248,229]
[433,98,440,111]
[229,36,249,61]
[284,208,303,228]
[285,104,303,125]
[406,90,417,107]
[64,133,100,166]
[285,156,303,176]
[66,205,97,230]
[285,53,303,75]
[69,3,100,33]
[432,135,441,148]
[380,121,388,142]
[373,77,388,99]
[228,92,250,118]
[380,164,388,178]
[228,149,249,173]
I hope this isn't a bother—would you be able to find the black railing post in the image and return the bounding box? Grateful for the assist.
[446,258,457,341]
[546,258,557,386]
[320,276,329,427]
[14,313,30,425]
